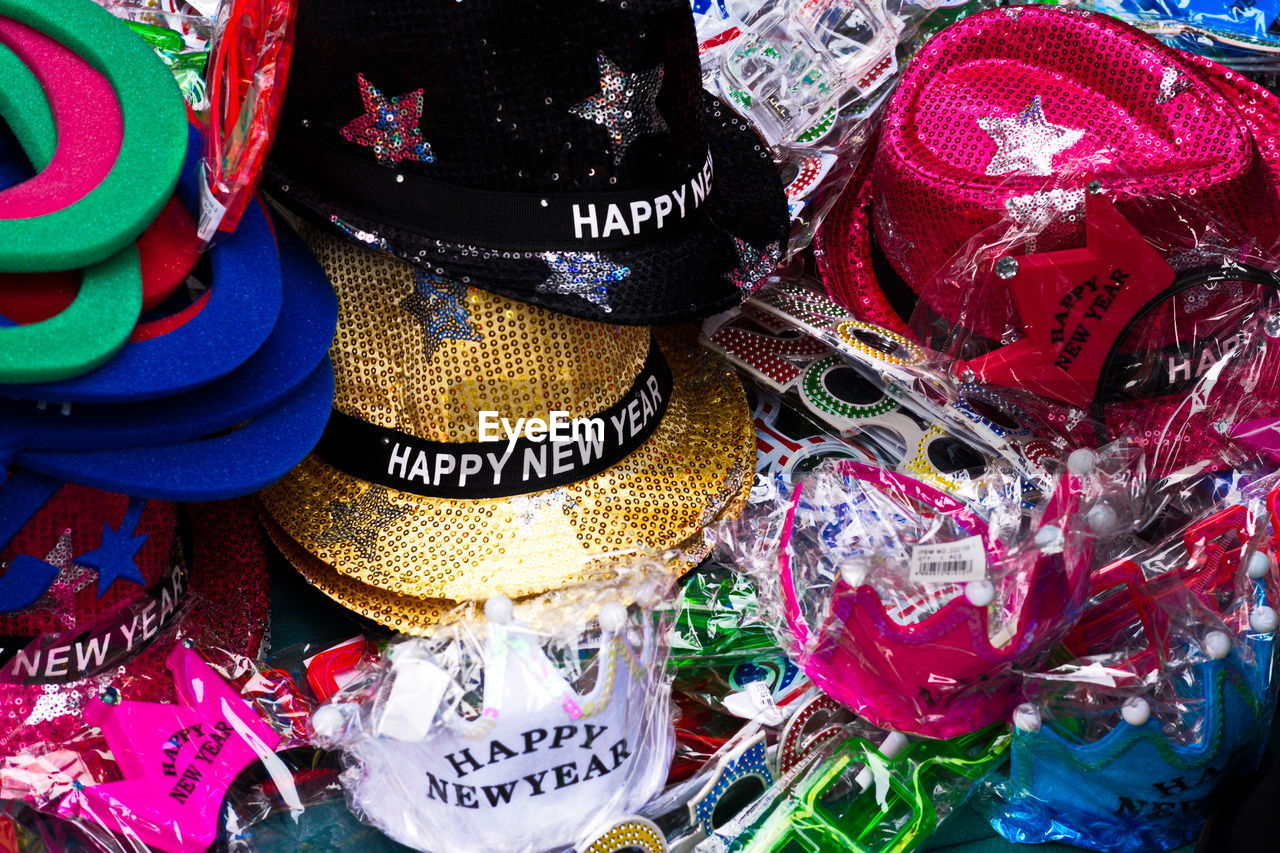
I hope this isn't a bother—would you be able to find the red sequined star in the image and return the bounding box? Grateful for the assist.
[340,73,435,166]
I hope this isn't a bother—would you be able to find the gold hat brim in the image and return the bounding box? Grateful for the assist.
[262,512,456,633]
[260,327,754,602]
[262,489,737,635]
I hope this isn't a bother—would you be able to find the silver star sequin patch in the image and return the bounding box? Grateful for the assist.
[18,531,94,632]
[724,238,782,296]
[508,490,578,528]
[1004,188,1085,230]
[1156,67,1191,105]
[978,95,1084,177]
[569,52,668,165]
[538,251,631,312]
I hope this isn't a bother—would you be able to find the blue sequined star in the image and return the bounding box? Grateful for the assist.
[538,252,631,312]
[75,498,148,597]
[399,270,481,359]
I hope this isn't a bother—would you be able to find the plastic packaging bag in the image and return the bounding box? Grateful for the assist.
[200,0,296,242]
[982,474,1280,851]
[694,0,999,254]
[717,443,1137,737]
[309,566,676,853]
[922,182,1280,486]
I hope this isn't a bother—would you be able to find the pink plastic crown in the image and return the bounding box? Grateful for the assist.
[778,461,1090,738]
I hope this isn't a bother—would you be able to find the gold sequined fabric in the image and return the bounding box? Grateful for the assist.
[261,228,754,610]
[262,513,453,634]
[263,482,747,635]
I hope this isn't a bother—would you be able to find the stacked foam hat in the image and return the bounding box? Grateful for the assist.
[259,0,788,631]
[0,0,337,505]
[0,0,337,798]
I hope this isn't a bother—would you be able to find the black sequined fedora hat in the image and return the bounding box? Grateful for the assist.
[264,0,789,325]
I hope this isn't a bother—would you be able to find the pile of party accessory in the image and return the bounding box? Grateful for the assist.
[0,0,337,843]
[0,0,335,500]
[9,1,1280,852]
[692,0,998,252]
[257,0,789,629]
[984,472,1280,852]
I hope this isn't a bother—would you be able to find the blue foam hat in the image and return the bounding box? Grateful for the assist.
[0,125,282,403]
[0,215,337,501]
[0,217,336,457]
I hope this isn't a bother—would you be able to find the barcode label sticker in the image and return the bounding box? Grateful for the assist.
[908,536,986,584]
[746,680,785,726]
[197,165,228,245]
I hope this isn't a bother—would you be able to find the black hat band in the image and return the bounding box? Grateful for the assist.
[274,136,715,253]
[313,336,674,499]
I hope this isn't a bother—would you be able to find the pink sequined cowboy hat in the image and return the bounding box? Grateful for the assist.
[0,477,269,771]
[816,5,1280,341]
[815,6,1280,474]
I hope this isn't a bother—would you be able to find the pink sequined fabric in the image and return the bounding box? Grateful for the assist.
[0,485,269,770]
[819,6,1280,339]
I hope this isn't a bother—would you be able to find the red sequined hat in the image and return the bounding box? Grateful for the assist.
[0,479,269,765]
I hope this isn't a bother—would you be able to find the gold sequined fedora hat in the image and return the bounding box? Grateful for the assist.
[259,223,754,616]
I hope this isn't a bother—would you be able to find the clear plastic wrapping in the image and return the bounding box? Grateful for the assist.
[703,277,1071,514]
[715,442,1140,738]
[912,181,1280,486]
[694,0,999,254]
[1037,0,1280,77]
[12,644,311,853]
[200,0,296,242]
[308,566,676,853]
[94,1,217,107]
[666,561,812,720]
[697,716,1009,852]
[981,473,1280,851]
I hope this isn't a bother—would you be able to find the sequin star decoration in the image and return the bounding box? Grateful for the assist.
[1156,67,1191,105]
[5,531,95,627]
[508,490,580,528]
[340,73,435,166]
[332,216,392,251]
[316,486,410,562]
[538,252,631,312]
[74,498,148,597]
[725,238,782,296]
[54,646,282,853]
[700,461,748,527]
[25,675,111,727]
[400,270,482,360]
[569,52,668,165]
[978,95,1085,177]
